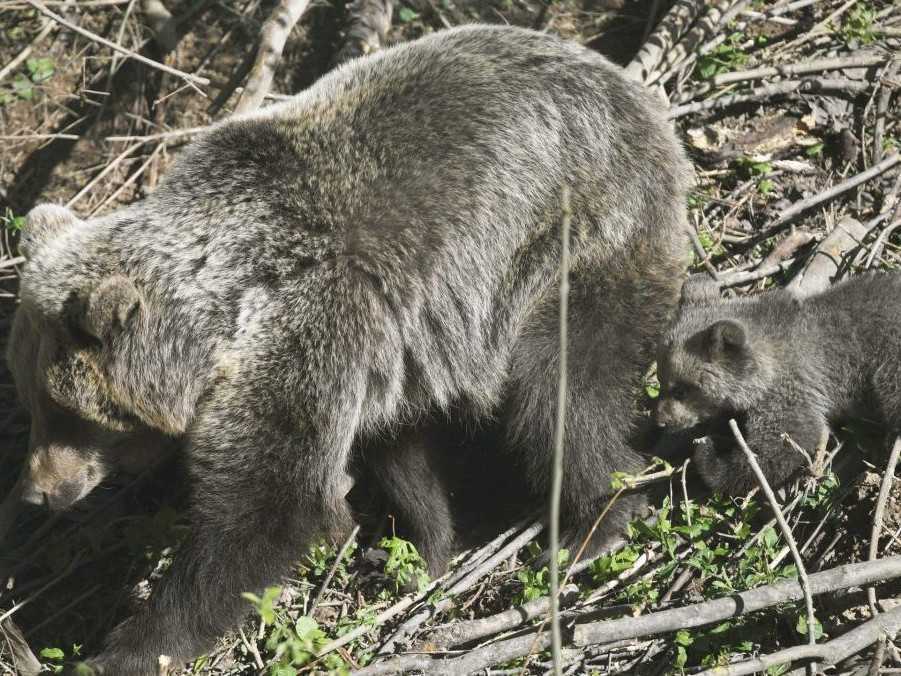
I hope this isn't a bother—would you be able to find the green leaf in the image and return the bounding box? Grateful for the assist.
[270,665,298,676]
[13,74,34,100]
[796,614,824,640]
[295,616,319,639]
[26,57,54,83]
[40,647,65,660]
[398,6,418,22]
[757,178,774,195]
[674,630,693,647]
[674,645,688,668]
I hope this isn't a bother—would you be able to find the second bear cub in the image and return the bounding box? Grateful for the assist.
[656,273,901,495]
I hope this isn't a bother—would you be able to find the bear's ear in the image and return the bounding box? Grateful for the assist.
[680,274,720,306]
[20,204,82,258]
[79,275,142,342]
[704,319,747,358]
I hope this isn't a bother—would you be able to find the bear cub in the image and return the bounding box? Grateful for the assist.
[656,273,901,496]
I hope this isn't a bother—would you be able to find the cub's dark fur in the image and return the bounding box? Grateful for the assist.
[8,26,690,674]
[657,273,901,495]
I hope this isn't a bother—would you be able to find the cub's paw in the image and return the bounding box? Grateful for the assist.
[691,433,755,496]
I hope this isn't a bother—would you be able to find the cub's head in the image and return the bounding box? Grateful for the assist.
[7,205,172,511]
[655,288,776,431]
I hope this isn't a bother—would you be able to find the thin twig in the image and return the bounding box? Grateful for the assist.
[309,525,359,613]
[756,153,900,242]
[669,78,871,119]
[24,0,210,86]
[695,604,901,676]
[868,438,901,617]
[549,186,572,676]
[729,419,817,675]
[233,0,312,113]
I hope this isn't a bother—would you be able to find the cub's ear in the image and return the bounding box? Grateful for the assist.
[79,275,142,342]
[705,319,747,357]
[20,204,83,258]
[680,274,720,305]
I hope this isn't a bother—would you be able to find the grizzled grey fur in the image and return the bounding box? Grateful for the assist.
[657,273,901,496]
[8,25,691,674]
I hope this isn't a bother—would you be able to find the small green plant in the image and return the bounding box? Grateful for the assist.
[805,142,825,158]
[839,3,877,44]
[2,207,25,232]
[379,535,430,593]
[397,5,418,22]
[0,56,54,104]
[244,587,349,674]
[697,32,748,79]
[736,156,776,196]
[515,547,569,604]
[40,646,66,673]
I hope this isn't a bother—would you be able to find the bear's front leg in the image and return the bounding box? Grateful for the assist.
[76,350,360,675]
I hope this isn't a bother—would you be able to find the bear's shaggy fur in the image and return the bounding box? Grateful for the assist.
[656,273,901,495]
[8,25,691,673]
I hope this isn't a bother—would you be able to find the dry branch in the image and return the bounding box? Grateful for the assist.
[786,217,868,296]
[332,0,392,66]
[729,419,818,674]
[233,0,311,114]
[0,619,40,676]
[675,53,891,104]
[669,77,871,119]
[425,585,580,649]
[756,154,901,242]
[867,438,901,617]
[24,0,209,86]
[573,556,901,647]
[142,0,178,52]
[696,604,901,676]
[625,0,705,83]
[360,558,901,675]
[548,186,573,676]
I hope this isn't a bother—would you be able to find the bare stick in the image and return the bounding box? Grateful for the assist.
[669,78,871,119]
[755,153,901,241]
[787,217,868,297]
[332,0,392,65]
[233,0,311,114]
[383,558,901,676]
[675,54,891,104]
[694,604,901,676]
[573,555,901,647]
[142,0,178,52]
[373,520,545,656]
[425,585,579,649]
[310,525,359,613]
[868,438,901,617]
[719,259,796,288]
[0,619,41,676]
[625,0,705,83]
[66,142,144,208]
[548,186,572,676]
[0,19,55,84]
[728,419,817,675]
[24,0,210,86]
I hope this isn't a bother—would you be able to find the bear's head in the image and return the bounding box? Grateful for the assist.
[655,307,775,432]
[7,205,175,511]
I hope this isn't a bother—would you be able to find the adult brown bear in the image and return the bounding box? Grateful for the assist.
[7,25,691,674]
